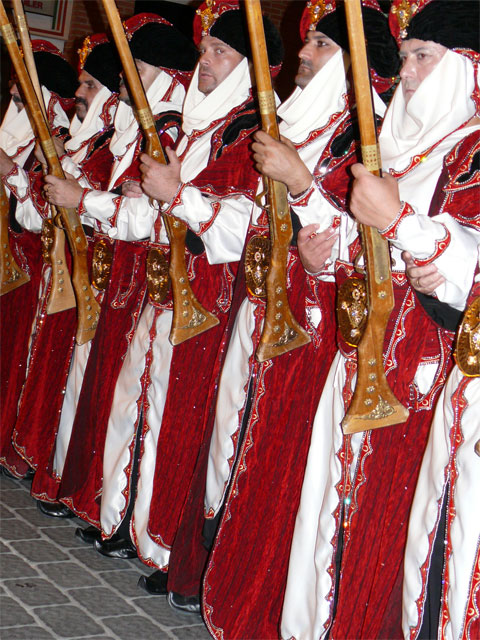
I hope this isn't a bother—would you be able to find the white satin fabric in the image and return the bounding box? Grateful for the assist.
[403,363,480,640]
[281,51,480,640]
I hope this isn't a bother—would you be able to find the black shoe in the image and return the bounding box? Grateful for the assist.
[93,537,137,559]
[37,500,75,518]
[138,570,168,595]
[75,525,102,545]
[24,468,35,481]
[167,591,201,615]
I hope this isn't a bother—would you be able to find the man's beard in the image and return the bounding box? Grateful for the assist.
[12,94,24,111]
[75,97,88,122]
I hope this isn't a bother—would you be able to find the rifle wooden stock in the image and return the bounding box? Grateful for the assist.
[0,0,100,344]
[244,0,310,362]
[0,181,30,295]
[340,0,408,433]
[11,0,76,314]
[102,0,219,345]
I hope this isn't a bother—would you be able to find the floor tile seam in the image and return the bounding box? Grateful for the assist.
[1,577,116,638]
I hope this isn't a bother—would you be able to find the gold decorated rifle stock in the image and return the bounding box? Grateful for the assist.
[340,0,409,433]
[11,0,75,314]
[0,0,100,344]
[244,0,310,362]
[0,181,30,295]
[102,0,219,345]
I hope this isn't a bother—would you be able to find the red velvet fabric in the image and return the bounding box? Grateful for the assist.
[0,230,43,476]
[58,240,149,524]
[12,241,94,481]
[144,259,236,560]
[203,262,337,640]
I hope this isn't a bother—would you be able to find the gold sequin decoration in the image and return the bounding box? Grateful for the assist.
[306,0,329,30]
[196,0,219,35]
[391,1,419,39]
[337,278,368,347]
[245,235,271,299]
[455,296,480,377]
[91,239,113,291]
[77,35,92,69]
[147,248,171,304]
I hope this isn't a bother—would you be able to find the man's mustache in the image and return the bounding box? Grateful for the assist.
[12,94,23,104]
[75,97,88,108]
[298,59,313,71]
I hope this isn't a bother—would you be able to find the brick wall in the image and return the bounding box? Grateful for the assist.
[63,0,135,66]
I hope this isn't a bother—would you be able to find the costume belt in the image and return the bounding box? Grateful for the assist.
[146,245,171,305]
[92,237,113,292]
[244,234,270,300]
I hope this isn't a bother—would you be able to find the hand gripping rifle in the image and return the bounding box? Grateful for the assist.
[10,0,76,314]
[0,180,30,295]
[102,0,219,345]
[0,0,100,344]
[244,0,310,362]
[338,0,409,433]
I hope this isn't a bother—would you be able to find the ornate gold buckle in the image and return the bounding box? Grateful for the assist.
[41,218,54,264]
[455,296,480,377]
[146,247,170,304]
[91,239,113,291]
[245,235,270,299]
[337,278,368,347]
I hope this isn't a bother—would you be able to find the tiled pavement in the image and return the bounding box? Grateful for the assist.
[0,472,211,639]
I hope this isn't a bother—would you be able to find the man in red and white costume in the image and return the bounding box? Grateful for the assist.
[282,1,480,638]
[10,34,122,516]
[0,41,77,478]
[44,14,196,539]
[80,0,282,572]
[198,2,397,638]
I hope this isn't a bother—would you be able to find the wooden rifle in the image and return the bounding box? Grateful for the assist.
[0,0,100,344]
[0,180,30,295]
[339,0,409,433]
[244,0,310,362]
[102,0,219,345]
[10,0,76,314]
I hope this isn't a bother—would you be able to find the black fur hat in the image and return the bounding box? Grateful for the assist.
[31,40,78,99]
[126,14,198,72]
[194,1,284,69]
[79,35,122,93]
[407,0,479,53]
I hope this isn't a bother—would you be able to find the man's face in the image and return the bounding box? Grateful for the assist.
[197,36,244,96]
[75,70,103,121]
[9,82,24,112]
[119,59,160,106]
[295,31,341,89]
[399,38,447,104]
